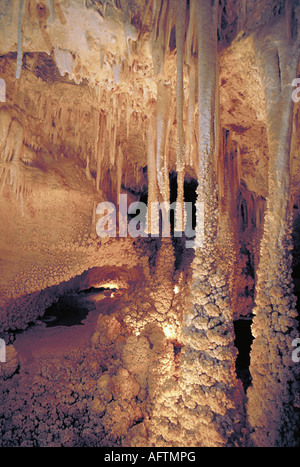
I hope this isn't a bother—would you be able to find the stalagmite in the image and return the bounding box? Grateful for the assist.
[247,20,300,447]
[16,0,24,80]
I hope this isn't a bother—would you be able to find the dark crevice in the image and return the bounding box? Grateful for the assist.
[233,319,254,392]
[41,286,121,328]
[41,293,95,327]
[275,49,282,93]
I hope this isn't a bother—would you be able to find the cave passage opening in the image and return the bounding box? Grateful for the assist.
[41,286,120,328]
[169,171,198,270]
[233,318,254,391]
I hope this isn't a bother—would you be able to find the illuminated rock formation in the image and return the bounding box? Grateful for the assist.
[0,0,299,448]
[247,15,300,447]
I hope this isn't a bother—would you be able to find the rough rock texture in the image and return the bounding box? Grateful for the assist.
[0,0,299,448]
[246,16,300,447]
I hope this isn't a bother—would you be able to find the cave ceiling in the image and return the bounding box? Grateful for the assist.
[0,0,298,201]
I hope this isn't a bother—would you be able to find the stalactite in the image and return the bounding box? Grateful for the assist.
[110,123,116,166]
[35,0,53,52]
[47,0,55,22]
[96,112,105,192]
[60,101,68,141]
[53,48,75,77]
[286,0,294,40]
[157,0,173,67]
[162,103,175,207]
[146,114,159,235]
[103,1,108,18]
[126,94,132,139]
[85,154,92,181]
[238,0,247,33]
[116,93,122,129]
[150,0,174,75]
[75,108,81,147]
[0,110,25,199]
[196,0,218,195]
[186,0,197,67]
[116,144,123,202]
[156,80,171,202]
[185,58,196,166]
[54,0,66,25]
[124,16,138,65]
[174,0,186,233]
[112,62,122,85]
[149,0,161,74]
[16,0,25,80]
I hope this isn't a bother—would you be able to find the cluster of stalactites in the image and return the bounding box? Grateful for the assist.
[92,88,146,199]
[87,0,219,237]
[6,0,220,228]
[146,0,219,236]
[14,0,67,80]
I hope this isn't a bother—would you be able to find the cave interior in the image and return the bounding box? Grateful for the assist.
[0,0,299,448]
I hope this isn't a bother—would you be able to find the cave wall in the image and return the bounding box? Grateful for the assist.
[0,0,299,448]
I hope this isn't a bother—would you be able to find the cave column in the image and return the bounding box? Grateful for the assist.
[178,0,244,447]
[174,0,186,232]
[247,23,300,447]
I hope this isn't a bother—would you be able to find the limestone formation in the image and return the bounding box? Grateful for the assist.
[0,0,299,448]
